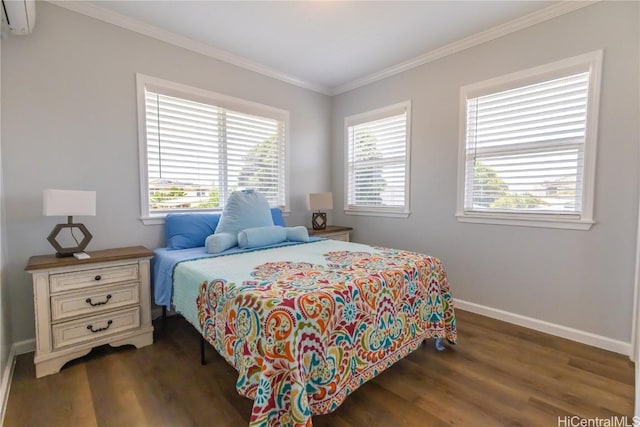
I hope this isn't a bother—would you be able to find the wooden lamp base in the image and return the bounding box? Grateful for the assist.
[312,212,327,230]
[47,220,93,258]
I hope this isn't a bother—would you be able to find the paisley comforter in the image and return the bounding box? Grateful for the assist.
[171,239,457,426]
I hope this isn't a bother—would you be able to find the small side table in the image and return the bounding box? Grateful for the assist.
[307,225,353,242]
[25,246,155,378]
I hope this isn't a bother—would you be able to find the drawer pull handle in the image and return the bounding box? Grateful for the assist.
[94,275,102,281]
[85,294,112,307]
[86,320,113,333]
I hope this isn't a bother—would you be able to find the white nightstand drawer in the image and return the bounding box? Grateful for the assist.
[321,232,350,242]
[52,306,141,349]
[308,226,352,242]
[50,282,140,322]
[50,263,139,293]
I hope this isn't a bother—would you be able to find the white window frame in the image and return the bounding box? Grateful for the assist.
[455,51,602,230]
[344,101,412,218]
[136,74,290,225]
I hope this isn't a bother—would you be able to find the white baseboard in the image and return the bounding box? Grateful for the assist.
[0,343,17,425]
[12,339,35,356]
[455,299,632,356]
[0,338,38,424]
[633,362,640,419]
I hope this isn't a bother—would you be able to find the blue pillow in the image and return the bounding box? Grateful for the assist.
[285,226,309,242]
[214,190,274,245]
[271,208,285,227]
[238,226,287,248]
[165,213,221,250]
[205,232,237,254]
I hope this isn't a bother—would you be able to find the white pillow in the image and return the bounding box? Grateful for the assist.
[237,226,287,249]
[214,190,274,247]
[205,233,237,254]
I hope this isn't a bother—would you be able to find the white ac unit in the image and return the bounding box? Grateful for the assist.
[1,0,36,35]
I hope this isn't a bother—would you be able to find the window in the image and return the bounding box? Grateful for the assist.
[136,74,289,224]
[456,51,602,230]
[345,101,411,217]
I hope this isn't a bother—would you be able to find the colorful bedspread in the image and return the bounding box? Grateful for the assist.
[172,239,457,427]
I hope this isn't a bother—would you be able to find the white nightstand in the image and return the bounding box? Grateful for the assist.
[25,246,155,378]
[308,225,353,242]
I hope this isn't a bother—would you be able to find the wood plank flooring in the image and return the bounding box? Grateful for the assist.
[4,310,634,426]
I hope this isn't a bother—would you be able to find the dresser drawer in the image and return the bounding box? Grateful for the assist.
[321,232,350,242]
[49,263,139,293]
[50,282,140,322]
[52,306,141,349]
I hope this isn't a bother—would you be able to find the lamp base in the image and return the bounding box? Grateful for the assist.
[312,212,327,230]
[47,223,93,257]
[55,252,75,258]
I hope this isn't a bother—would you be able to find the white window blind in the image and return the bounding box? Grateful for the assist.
[465,72,589,214]
[457,51,601,230]
[146,92,221,211]
[346,102,410,216]
[142,82,287,216]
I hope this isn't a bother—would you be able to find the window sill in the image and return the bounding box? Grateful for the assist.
[455,212,594,230]
[345,209,410,218]
[140,216,166,225]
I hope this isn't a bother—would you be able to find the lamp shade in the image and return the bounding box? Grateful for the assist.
[308,192,333,211]
[43,189,96,217]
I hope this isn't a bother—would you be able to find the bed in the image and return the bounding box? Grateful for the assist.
[153,209,457,427]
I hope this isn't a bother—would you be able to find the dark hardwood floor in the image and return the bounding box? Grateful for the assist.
[4,310,634,426]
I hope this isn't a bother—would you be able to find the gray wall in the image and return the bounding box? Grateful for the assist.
[0,75,10,384]
[331,2,640,343]
[1,3,331,342]
[1,2,638,346]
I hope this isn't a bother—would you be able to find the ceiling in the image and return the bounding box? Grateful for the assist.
[83,1,562,94]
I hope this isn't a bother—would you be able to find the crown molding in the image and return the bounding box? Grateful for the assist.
[330,0,600,95]
[47,0,332,96]
[47,0,598,98]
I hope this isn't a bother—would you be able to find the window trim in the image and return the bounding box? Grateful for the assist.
[344,101,412,218]
[136,74,290,225]
[455,51,602,230]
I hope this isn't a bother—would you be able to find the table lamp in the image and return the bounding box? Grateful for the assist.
[308,192,333,230]
[43,189,96,258]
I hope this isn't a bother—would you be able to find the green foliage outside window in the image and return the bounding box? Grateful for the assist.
[474,163,544,210]
[150,186,187,206]
[354,132,386,206]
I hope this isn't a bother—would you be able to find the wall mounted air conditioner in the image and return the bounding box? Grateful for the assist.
[1,0,36,36]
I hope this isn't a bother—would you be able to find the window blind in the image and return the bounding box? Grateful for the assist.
[347,110,407,210]
[145,90,286,213]
[464,71,589,214]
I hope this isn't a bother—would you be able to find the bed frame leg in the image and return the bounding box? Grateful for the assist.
[200,336,207,366]
[162,306,167,332]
